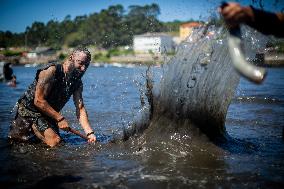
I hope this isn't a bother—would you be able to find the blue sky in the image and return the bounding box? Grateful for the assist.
[0,0,283,33]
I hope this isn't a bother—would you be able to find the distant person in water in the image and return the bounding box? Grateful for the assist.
[219,2,284,38]
[7,75,17,87]
[8,47,96,147]
[3,62,14,81]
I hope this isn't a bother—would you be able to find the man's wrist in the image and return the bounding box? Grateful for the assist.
[57,116,65,123]
[87,131,95,137]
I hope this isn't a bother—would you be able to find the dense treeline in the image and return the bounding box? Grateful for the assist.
[0,4,192,49]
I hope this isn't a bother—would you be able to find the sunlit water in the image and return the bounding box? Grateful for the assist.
[0,64,283,189]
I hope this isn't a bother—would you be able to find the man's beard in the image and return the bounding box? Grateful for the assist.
[73,68,84,78]
[68,62,84,80]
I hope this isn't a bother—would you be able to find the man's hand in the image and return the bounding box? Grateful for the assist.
[87,133,96,143]
[58,118,70,132]
[219,2,254,28]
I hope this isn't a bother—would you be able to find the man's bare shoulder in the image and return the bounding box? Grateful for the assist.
[38,65,57,83]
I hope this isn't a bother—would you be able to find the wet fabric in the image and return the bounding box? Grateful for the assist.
[8,109,35,142]
[17,102,59,133]
[19,63,82,112]
[8,103,59,142]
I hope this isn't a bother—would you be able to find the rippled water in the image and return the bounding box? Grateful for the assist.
[0,65,283,189]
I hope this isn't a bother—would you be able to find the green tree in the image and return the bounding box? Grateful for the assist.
[126,3,162,33]
[0,3,177,49]
[25,22,47,47]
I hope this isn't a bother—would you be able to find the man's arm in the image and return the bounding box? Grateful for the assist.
[73,82,96,142]
[248,7,284,38]
[34,66,69,131]
[220,2,284,38]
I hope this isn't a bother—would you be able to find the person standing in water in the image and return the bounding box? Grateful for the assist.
[3,62,14,81]
[219,2,284,37]
[8,47,96,147]
[1,63,16,85]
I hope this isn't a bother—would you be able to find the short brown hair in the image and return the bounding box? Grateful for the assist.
[72,46,91,63]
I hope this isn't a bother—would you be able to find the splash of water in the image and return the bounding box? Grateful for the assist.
[137,26,236,140]
[120,25,239,142]
[118,24,269,143]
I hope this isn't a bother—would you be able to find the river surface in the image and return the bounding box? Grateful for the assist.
[0,65,283,189]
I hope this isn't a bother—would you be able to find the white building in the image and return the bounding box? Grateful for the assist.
[133,33,174,54]
[26,47,56,58]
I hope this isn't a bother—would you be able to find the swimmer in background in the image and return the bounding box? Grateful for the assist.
[7,75,17,87]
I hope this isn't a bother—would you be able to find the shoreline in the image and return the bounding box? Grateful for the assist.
[1,53,284,67]
[10,62,162,68]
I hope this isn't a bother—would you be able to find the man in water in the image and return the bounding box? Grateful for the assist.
[219,2,284,37]
[8,47,96,147]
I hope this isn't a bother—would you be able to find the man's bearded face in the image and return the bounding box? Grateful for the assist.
[70,52,90,78]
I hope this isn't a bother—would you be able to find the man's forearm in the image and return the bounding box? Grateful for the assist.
[78,107,94,134]
[34,99,63,122]
[248,6,284,38]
